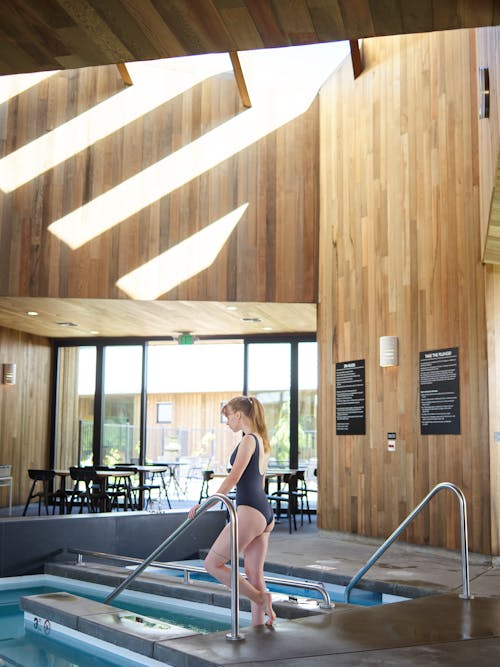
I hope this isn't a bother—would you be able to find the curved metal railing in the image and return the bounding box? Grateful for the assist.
[103,493,244,641]
[344,482,472,603]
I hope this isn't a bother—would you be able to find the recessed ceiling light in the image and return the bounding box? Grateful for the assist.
[89,330,100,335]
[26,311,38,316]
[226,305,238,311]
[263,326,273,331]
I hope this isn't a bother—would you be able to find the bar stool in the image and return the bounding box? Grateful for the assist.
[22,469,55,516]
[291,470,312,525]
[199,470,214,502]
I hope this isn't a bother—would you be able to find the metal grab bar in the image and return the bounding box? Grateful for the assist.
[344,482,472,603]
[103,493,244,641]
[67,549,333,609]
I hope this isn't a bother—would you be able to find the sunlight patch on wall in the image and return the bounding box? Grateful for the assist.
[0,55,232,192]
[116,203,248,298]
[48,43,349,250]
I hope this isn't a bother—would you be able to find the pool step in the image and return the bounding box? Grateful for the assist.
[20,591,200,664]
[45,560,330,619]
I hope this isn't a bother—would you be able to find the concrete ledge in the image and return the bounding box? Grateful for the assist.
[20,591,116,629]
[21,592,197,659]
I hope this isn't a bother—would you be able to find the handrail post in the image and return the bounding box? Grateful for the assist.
[103,493,244,641]
[344,482,472,603]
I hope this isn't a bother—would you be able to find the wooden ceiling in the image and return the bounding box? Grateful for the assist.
[0,0,498,76]
[0,1,497,339]
[0,298,316,339]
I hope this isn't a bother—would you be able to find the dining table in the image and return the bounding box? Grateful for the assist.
[123,465,171,510]
[153,461,183,498]
[94,469,136,511]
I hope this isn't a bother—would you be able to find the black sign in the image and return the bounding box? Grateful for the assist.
[419,347,460,435]
[336,360,366,435]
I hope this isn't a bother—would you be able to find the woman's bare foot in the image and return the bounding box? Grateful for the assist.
[262,592,276,627]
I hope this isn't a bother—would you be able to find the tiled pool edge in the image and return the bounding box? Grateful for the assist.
[20,592,201,660]
[44,561,328,620]
[19,591,308,667]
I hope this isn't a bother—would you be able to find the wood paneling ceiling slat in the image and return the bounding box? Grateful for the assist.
[0,0,497,76]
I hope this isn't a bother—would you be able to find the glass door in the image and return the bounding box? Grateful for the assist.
[54,346,96,469]
[298,341,318,499]
[246,342,291,467]
[145,341,244,500]
[101,345,143,465]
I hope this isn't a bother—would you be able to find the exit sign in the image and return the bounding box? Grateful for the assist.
[179,333,194,345]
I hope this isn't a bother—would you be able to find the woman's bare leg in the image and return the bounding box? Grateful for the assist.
[204,506,275,626]
[243,518,274,625]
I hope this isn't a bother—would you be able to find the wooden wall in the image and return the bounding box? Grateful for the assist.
[0,326,52,507]
[318,29,491,553]
[477,27,500,555]
[0,64,318,304]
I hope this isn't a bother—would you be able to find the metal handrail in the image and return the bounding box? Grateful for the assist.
[103,493,244,641]
[67,548,332,609]
[344,482,472,603]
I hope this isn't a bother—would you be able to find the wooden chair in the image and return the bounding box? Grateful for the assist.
[22,469,55,516]
[95,466,132,511]
[128,468,162,510]
[67,467,111,513]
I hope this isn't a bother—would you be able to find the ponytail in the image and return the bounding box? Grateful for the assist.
[222,395,270,453]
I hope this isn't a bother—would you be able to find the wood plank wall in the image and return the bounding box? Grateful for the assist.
[318,29,491,553]
[0,65,318,304]
[477,27,500,555]
[0,325,52,507]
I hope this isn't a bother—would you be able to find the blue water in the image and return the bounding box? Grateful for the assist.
[141,560,408,607]
[0,575,245,667]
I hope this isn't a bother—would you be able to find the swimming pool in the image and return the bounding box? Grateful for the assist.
[0,574,251,667]
[131,559,409,606]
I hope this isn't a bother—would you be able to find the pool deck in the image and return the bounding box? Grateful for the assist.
[136,523,500,666]
[21,516,500,666]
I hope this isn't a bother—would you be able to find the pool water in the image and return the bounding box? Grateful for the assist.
[0,574,249,667]
[138,560,408,606]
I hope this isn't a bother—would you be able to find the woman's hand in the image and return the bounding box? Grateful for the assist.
[188,503,201,519]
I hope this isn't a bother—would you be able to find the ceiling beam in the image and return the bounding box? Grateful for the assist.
[229,51,251,108]
[349,40,364,79]
[116,63,133,86]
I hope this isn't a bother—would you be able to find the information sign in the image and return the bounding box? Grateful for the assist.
[336,360,366,435]
[419,347,460,435]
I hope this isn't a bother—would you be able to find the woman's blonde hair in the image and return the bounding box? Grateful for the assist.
[222,395,270,453]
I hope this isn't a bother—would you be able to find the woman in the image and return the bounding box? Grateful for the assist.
[188,395,276,627]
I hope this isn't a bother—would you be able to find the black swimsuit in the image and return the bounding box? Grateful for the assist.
[229,434,274,525]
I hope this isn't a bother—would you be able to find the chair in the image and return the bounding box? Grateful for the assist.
[199,470,214,502]
[22,469,55,516]
[49,476,73,515]
[291,470,312,526]
[67,467,111,513]
[95,466,132,511]
[129,468,162,510]
[267,473,297,534]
